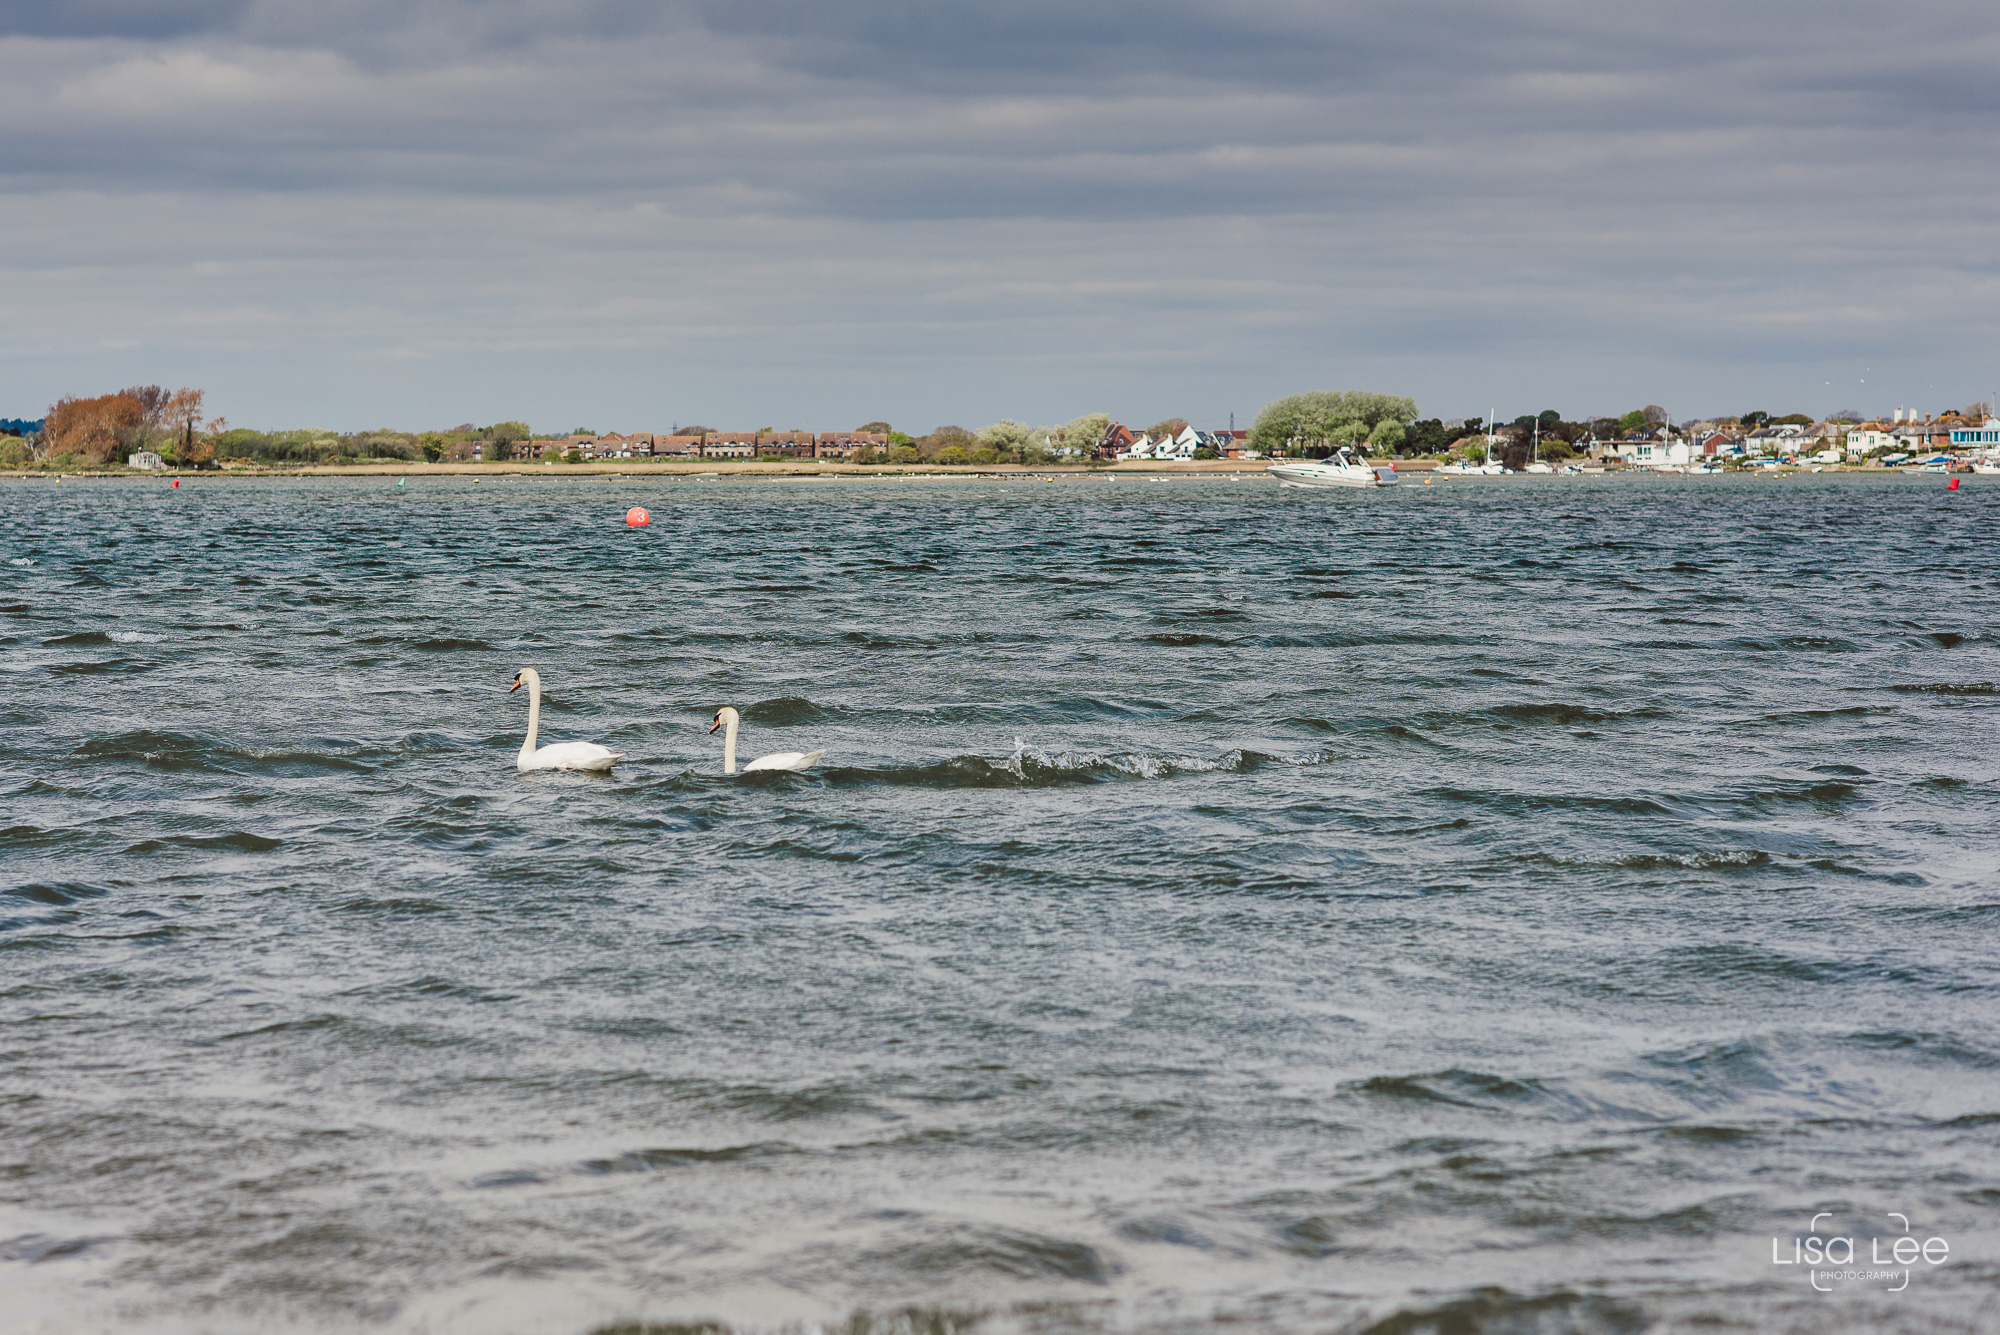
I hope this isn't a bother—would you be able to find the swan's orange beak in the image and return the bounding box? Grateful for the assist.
[509,676,522,692]
[708,716,722,733]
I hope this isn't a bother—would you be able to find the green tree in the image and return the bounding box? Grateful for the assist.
[937,445,969,465]
[919,426,975,461]
[1367,420,1405,453]
[1617,410,1649,435]
[887,445,919,464]
[857,420,892,434]
[1061,413,1110,456]
[1249,391,1418,456]
[975,420,1033,452]
[214,427,271,459]
[419,431,446,462]
[1401,419,1450,456]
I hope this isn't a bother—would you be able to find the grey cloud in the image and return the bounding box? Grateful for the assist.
[0,0,249,40]
[0,0,1996,429]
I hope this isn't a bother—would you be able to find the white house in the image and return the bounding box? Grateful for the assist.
[1746,424,1811,454]
[128,451,165,470]
[1845,429,1896,459]
[1626,438,1687,467]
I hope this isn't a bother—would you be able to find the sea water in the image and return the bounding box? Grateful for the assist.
[2,474,1997,1333]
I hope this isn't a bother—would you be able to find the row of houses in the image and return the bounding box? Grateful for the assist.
[1596,415,2000,467]
[473,424,1255,463]
[1100,424,1253,460]
[471,431,892,461]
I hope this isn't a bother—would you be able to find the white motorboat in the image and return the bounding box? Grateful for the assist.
[1267,449,1395,488]
[1973,462,2000,475]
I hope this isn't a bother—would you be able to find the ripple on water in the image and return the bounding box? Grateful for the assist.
[1,476,1995,1334]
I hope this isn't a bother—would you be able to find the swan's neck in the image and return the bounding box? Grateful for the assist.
[520,679,540,760]
[722,714,738,775]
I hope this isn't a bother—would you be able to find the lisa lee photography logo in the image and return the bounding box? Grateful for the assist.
[1771,1212,1950,1292]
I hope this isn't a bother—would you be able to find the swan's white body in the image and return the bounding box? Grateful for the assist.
[710,706,823,775]
[512,668,622,772]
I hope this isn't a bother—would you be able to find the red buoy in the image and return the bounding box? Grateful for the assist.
[170,478,180,488]
[626,506,649,527]
[1949,477,1961,490]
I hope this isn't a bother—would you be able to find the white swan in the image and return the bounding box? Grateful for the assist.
[511,668,622,772]
[710,706,823,775]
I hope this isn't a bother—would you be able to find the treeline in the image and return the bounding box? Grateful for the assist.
[3,386,217,469]
[1399,411,1642,469]
[19,384,1891,475]
[205,416,1111,466]
[843,415,1110,465]
[1249,394,1672,463]
[209,427,466,464]
[189,421,540,464]
[1247,395,1848,468]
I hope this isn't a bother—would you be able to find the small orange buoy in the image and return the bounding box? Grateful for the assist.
[1948,477,1960,490]
[170,478,180,488]
[626,506,649,527]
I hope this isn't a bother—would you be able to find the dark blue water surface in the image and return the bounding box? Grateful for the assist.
[3,473,1999,1334]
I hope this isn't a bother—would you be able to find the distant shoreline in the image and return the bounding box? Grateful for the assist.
[0,459,1953,481]
[5,459,1277,480]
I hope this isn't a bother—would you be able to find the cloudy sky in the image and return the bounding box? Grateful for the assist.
[2,0,1995,433]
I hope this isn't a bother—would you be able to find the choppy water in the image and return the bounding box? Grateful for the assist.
[3,473,1998,1334]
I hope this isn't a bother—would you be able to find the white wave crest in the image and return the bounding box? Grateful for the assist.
[1008,745,1333,780]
